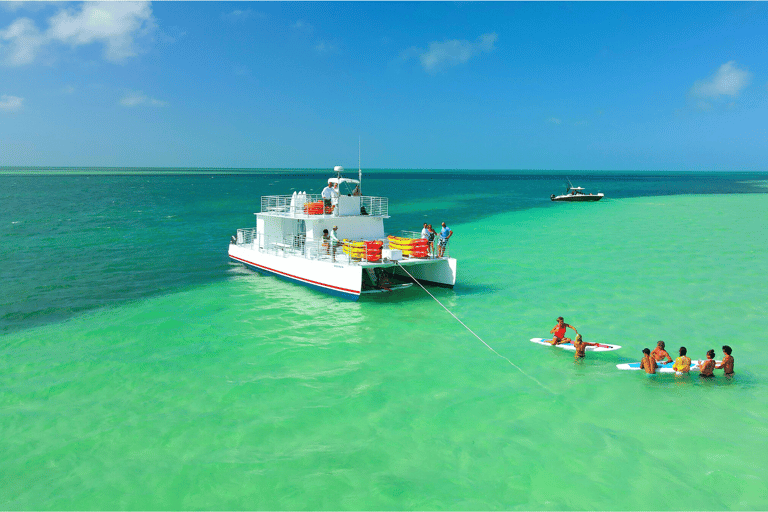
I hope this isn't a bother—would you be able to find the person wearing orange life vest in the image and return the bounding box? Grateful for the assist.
[550,316,578,345]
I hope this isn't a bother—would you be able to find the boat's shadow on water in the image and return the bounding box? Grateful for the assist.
[360,281,499,303]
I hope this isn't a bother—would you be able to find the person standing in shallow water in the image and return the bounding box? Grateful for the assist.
[699,349,716,377]
[640,348,657,374]
[572,334,599,360]
[550,316,577,345]
[716,345,734,375]
[673,346,691,374]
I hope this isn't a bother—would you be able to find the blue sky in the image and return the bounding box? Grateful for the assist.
[1,1,767,171]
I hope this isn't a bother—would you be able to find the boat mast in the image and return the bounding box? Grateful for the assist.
[358,137,362,194]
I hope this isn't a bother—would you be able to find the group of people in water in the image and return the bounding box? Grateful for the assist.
[549,317,735,377]
[639,341,734,377]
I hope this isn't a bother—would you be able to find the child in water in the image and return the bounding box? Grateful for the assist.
[716,345,734,375]
[672,346,691,374]
[640,348,657,374]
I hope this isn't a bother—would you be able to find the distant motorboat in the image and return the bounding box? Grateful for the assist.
[551,185,604,202]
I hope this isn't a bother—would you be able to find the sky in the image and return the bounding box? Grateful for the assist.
[1,1,767,171]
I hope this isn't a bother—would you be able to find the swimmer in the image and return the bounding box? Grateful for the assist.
[699,349,716,377]
[716,345,734,375]
[640,348,657,374]
[672,346,691,374]
[550,316,578,345]
[572,334,599,360]
[651,340,673,364]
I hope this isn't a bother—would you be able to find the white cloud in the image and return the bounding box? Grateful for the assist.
[410,32,498,73]
[292,20,313,32]
[0,17,46,65]
[119,91,167,107]
[222,9,264,22]
[314,40,337,54]
[547,117,562,125]
[0,1,156,66]
[691,61,751,98]
[0,94,23,112]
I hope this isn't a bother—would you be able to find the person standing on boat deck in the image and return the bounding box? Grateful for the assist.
[427,224,437,257]
[331,182,340,216]
[438,222,452,257]
[322,181,334,214]
[550,316,577,345]
[421,223,429,240]
[330,225,341,262]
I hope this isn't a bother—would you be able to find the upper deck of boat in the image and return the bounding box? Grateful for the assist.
[259,194,389,219]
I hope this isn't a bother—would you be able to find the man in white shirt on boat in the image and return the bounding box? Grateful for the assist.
[331,182,340,216]
[322,181,334,214]
[421,223,429,240]
[330,225,341,262]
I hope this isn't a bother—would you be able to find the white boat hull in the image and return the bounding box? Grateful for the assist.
[229,243,456,301]
[229,243,363,299]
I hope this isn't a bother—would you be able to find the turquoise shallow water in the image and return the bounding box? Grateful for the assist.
[2,171,768,509]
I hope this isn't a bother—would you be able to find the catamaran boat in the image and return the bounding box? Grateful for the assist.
[228,165,457,300]
[551,186,604,202]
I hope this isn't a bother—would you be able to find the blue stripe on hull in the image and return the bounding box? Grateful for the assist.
[231,257,360,301]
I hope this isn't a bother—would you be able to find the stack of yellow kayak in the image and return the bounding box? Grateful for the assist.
[387,236,429,258]
[343,240,366,259]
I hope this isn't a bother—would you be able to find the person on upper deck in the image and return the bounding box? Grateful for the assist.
[438,222,452,257]
[322,181,334,214]
[331,183,340,216]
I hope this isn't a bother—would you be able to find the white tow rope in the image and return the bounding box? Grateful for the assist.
[395,262,552,394]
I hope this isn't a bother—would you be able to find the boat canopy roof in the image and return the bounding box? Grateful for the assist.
[328,177,360,185]
[569,187,585,190]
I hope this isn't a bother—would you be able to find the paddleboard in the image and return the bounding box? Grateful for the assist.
[616,360,722,373]
[530,338,621,352]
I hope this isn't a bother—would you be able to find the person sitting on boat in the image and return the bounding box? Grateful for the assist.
[330,225,341,261]
[322,181,334,214]
[352,184,361,196]
[651,340,673,364]
[322,229,330,254]
[360,206,368,215]
[550,316,577,345]
[437,222,452,257]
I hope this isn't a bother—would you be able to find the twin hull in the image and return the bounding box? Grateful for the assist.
[228,243,456,301]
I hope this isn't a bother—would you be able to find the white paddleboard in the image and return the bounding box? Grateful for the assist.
[530,337,621,352]
[616,360,721,373]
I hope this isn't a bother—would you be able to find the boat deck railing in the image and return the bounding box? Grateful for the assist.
[261,194,389,217]
[232,228,449,264]
[260,194,388,217]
